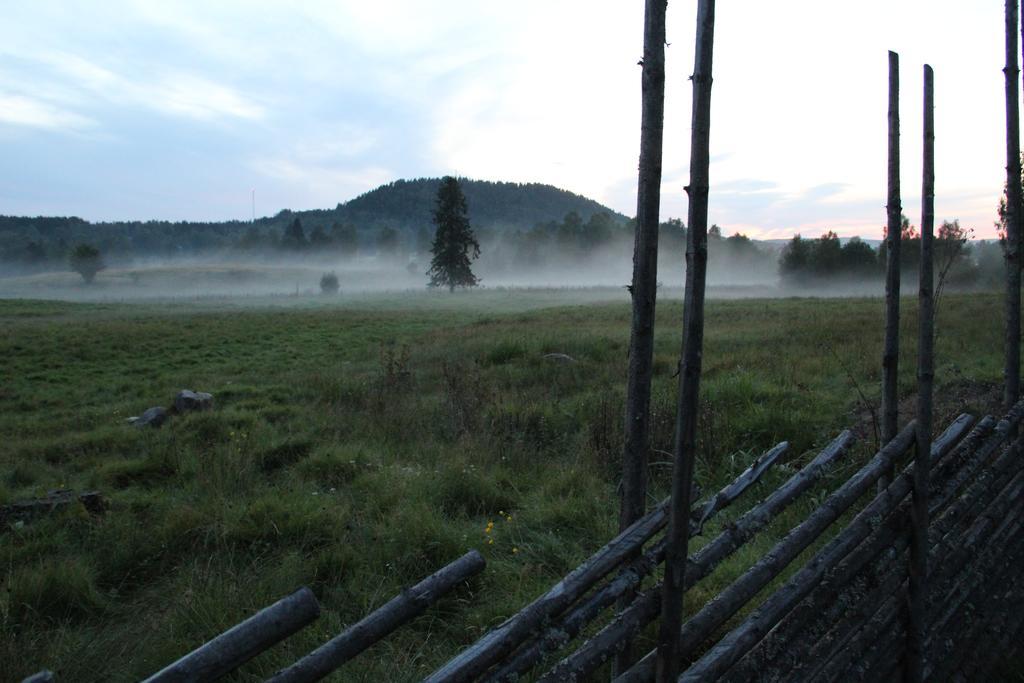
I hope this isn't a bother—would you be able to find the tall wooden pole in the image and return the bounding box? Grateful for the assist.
[1005,0,1022,413]
[880,50,902,490]
[655,1,715,681]
[617,0,667,672]
[907,63,934,683]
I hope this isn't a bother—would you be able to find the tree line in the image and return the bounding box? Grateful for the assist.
[778,217,1005,289]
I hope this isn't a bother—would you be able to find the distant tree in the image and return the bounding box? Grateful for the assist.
[329,222,358,257]
[309,225,330,247]
[839,237,878,276]
[779,234,811,283]
[427,176,480,291]
[238,226,265,250]
[281,218,307,249]
[320,271,340,295]
[377,226,400,258]
[935,219,977,288]
[584,211,617,249]
[22,240,47,268]
[416,226,432,255]
[812,230,843,276]
[69,243,105,283]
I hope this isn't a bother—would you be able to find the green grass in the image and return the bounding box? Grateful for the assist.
[0,290,1008,681]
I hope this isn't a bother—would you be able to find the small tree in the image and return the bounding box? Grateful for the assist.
[281,218,307,250]
[427,176,480,291]
[319,272,340,295]
[69,243,104,284]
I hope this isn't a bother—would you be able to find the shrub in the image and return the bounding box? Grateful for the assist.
[69,244,105,284]
[319,272,340,295]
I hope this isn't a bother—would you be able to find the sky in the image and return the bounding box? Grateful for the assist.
[0,1,1013,239]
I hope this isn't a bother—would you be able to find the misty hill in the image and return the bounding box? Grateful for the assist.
[329,178,628,232]
[0,178,627,264]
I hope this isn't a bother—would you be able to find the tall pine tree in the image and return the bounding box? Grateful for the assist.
[427,176,480,291]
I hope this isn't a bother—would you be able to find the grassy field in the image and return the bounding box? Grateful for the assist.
[0,289,1008,681]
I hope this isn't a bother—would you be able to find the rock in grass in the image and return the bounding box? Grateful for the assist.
[543,353,577,364]
[21,671,55,683]
[134,406,168,428]
[174,390,213,413]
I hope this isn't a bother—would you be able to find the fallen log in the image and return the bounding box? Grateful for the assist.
[617,423,915,683]
[484,442,788,682]
[269,551,484,683]
[142,587,319,683]
[681,415,971,681]
[539,430,854,682]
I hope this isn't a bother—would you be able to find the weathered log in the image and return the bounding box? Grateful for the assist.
[539,430,854,682]
[620,423,915,683]
[724,415,992,682]
[930,404,1024,514]
[926,469,1024,681]
[959,520,1024,680]
[692,441,788,534]
[485,442,788,682]
[810,441,1024,682]
[618,0,669,671]
[872,505,1024,683]
[931,415,999,493]
[142,587,319,683]
[269,551,483,683]
[948,523,1024,681]
[880,49,902,489]
[0,489,106,527]
[657,0,716,680]
[781,419,1012,681]
[815,466,1024,683]
[424,489,679,682]
[680,416,970,681]
[1005,0,1023,412]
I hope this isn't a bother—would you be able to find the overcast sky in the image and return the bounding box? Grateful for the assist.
[0,1,1012,238]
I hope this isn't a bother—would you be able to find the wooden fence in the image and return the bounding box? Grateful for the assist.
[21,1,1024,681]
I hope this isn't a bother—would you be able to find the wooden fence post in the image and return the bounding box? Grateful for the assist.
[1005,0,1022,413]
[618,0,667,672]
[907,62,935,683]
[880,50,902,490]
[656,1,716,681]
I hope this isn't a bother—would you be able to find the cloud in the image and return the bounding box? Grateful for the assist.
[153,73,265,121]
[0,93,95,131]
[250,156,393,204]
[10,51,267,125]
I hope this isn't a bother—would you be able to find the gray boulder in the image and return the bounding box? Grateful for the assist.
[174,390,214,413]
[133,406,168,429]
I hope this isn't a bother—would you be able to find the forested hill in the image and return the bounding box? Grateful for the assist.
[0,178,627,264]
[330,178,627,232]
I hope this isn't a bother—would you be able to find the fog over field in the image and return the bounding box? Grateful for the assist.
[0,248,835,305]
